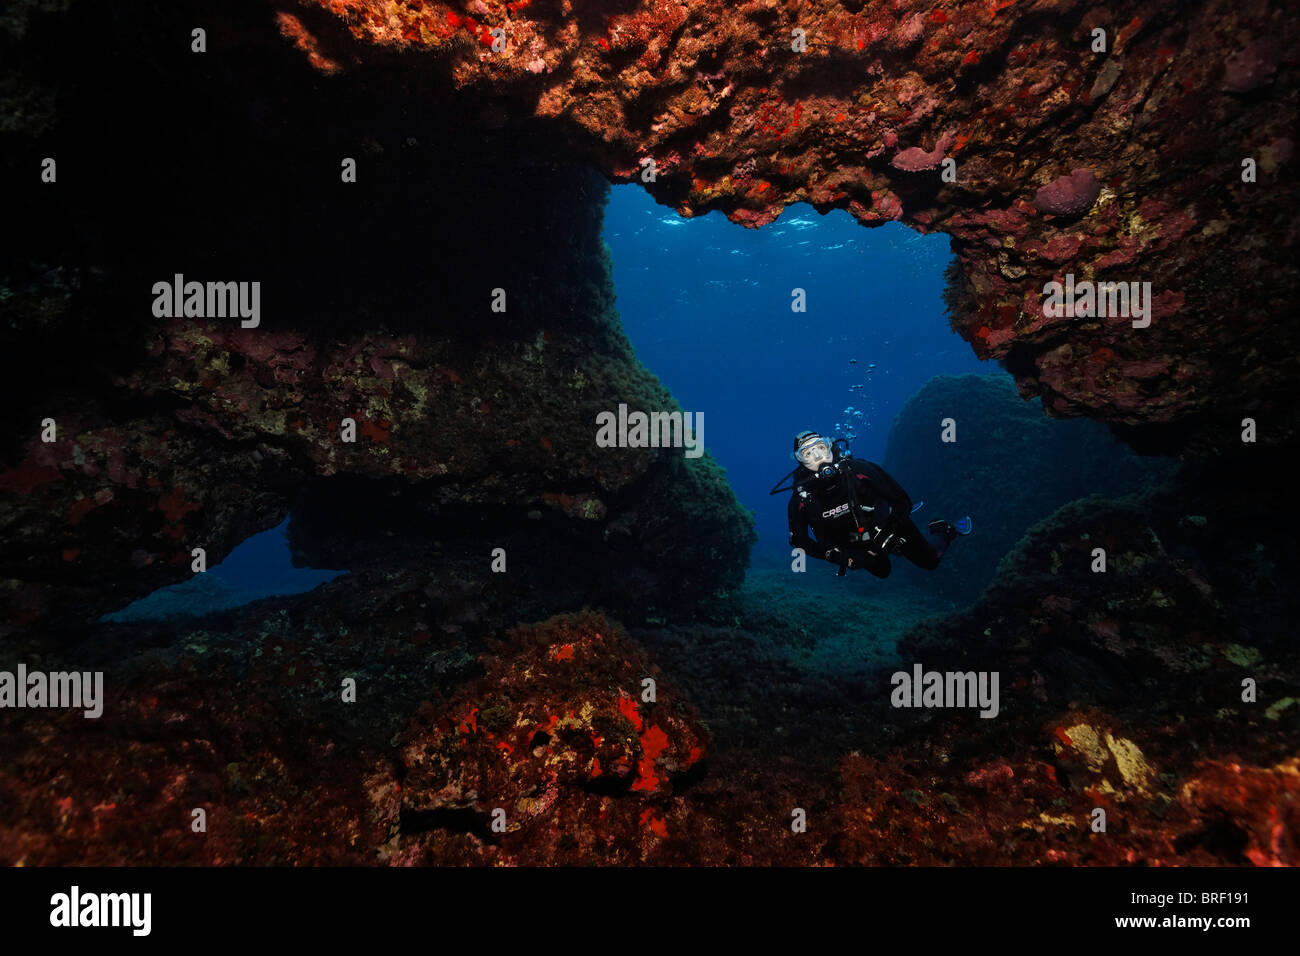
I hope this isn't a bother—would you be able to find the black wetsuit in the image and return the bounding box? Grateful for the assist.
[787,457,951,578]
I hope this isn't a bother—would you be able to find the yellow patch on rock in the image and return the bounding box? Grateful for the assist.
[1037,812,1077,827]
[1104,731,1155,795]
[1063,722,1109,768]
[1061,722,1156,796]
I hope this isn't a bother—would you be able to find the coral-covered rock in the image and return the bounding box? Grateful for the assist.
[392,611,708,863]
[867,453,1300,863]
[1049,714,1159,801]
[1179,758,1299,865]
[882,372,1176,603]
[228,0,1300,452]
[0,569,484,865]
[0,153,753,633]
[1,462,1296,866]
[0,421,296,636]
[1222,38,1282,93]
[890,132,956,172]
[1034,168,1102,217]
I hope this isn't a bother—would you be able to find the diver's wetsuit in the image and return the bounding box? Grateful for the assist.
[787,457,951,577]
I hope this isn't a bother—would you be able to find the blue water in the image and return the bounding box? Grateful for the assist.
[102,519,343,622]
[603,185,989,564]
[208,518,344,592]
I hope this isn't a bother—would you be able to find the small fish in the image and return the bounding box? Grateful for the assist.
[849,358,857,364]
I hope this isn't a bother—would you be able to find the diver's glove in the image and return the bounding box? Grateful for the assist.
[825,548,857,575]
[929,517,973,541]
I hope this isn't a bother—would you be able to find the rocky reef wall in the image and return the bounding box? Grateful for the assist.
[0,0,1295,867]
[252,0,1300,453]
[882,371,1177,603]
[0,0,754,634]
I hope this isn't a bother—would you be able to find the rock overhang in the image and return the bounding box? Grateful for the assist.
[266,0,1298,453]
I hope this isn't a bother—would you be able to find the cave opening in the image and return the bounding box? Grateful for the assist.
[100,518,345,623]
[603,184,987,565]
[3,0,1296,874]
[98,180,1187,627]
[602,184,1181,616]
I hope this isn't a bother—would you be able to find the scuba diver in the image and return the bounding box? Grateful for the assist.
[771,430,972,578]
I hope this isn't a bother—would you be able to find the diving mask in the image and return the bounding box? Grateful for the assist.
[795,436,833,470]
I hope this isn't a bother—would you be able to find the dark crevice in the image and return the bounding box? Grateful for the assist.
[399,806,498,843]
[1173,818,1250,863]
[578,775,636,797]
[668,759,709,793]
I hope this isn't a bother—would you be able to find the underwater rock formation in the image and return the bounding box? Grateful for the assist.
[877,451,1300,864]
[389,611,708,863]
[1033,168,1102,217]
[4,0,1295,621]
[0,11,754,632]
[0,601,778,865]
[0,566,484,864]
[249,0,1300,453]
[1,0,1296,869]
[6,454,1294,866]
[882,372,1177,603]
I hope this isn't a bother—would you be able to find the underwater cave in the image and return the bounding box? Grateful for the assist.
[1,0,1297,885]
